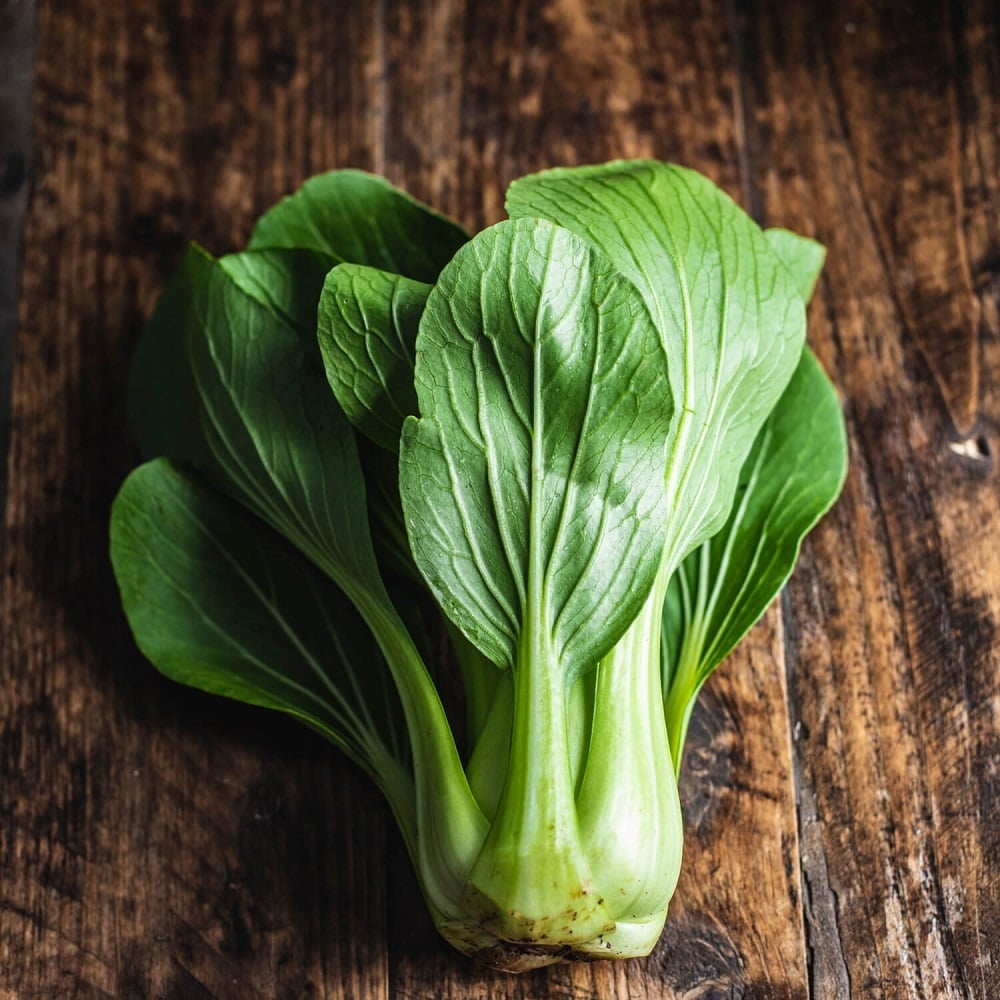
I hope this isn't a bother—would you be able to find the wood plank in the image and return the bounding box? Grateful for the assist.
[0,0,36,555]
[0,2,394,996]
[732,0,1000,996]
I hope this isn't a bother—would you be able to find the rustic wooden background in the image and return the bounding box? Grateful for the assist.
[1,1,997,997]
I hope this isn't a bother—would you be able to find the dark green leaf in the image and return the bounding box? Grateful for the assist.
[182,246,385,598]
[219,247,334,350]
[317,265,430,452]
[248,169,468,283]
[110,459,413,804]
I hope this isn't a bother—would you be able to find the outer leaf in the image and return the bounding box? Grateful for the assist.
[662,348,847,765]
[660,226,842,766]
[131,237,463,632]
[181,248,451,731]
[219,247,334,347]
[139,247,485,922]
[182,245,385,595]
[317,265,430,452]
[506,161,806,570]
[399,217,673,677]
[128,246,208,463]
[110,458,414,828]
[129,246,331,463]
[764,228,826,303]
[248,169,468,283]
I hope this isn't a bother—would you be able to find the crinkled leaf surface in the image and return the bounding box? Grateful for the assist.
[506,161,806,571]
[248,169,468,283]
[110,458,414,826]
[399,217,673,678]
[317,265,430,452]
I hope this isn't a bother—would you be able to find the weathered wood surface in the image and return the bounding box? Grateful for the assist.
[1,1,996,997]
[0,0,34,545]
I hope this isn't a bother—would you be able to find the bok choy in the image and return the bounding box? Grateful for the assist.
[110,161,847,970]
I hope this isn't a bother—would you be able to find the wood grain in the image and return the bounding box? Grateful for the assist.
[731,2,999,996]
[0,0,35,554]
[1,1,996,998]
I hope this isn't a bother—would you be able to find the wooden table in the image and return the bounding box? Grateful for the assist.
[2,2,997,997]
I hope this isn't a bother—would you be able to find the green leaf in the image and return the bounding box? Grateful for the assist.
[110,458,414,828]
[129,246,332,463]
[662,347,847,766]
[180,245,385,597]
[219,247,334,348]
[248,169,468,283]
[314,255,503,755]
[133,244,430,602]
[128,246,209,463]
[155,246,485,921]
[764,228,826,303]
[506,161,806,569]
[214,251,484,738]
[317,265,430,452]
[399,217,673,677]
[128,245,406,714]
